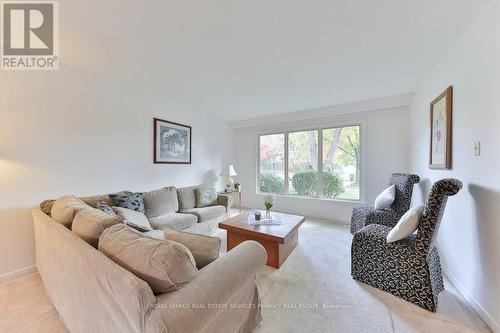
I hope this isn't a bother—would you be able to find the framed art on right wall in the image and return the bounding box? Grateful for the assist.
[429,86,453,169]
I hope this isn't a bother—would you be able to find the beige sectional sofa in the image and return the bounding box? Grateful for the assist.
[41,185,231,235]
[33,185,266,333]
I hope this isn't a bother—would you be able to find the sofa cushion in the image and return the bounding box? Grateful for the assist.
[113,207,152,232]
[109,192,145,213]
[40,194,113,216]
[148,213,197,231]
[165,229,221,269]
[196,188,218,208]
[143,187,178,219]
[80,194,113,208]
[99,224,197,293]
[177,186,197,210]
[51,195,90,228]
[142,229,165,240]
[181,205,226,223]
[71,207,122,248]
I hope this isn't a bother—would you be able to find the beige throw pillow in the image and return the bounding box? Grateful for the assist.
[51,195,90,228]
[113,206,152,232]
[99,224,197,293]
[80,194,113,208]
[71,207,121,248]
[40,199,55,215]
[164,229,221,268]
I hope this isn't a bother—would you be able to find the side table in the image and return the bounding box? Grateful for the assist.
[220,191,242,213]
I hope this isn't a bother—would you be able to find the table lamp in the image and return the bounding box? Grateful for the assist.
[221,165,237,192]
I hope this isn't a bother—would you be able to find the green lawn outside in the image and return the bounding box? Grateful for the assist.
[336,185,360,200]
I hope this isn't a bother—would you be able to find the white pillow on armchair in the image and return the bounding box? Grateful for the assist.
[374,184,396,210]
[387,204,425,242]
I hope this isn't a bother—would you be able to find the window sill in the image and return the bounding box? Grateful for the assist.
[256,192,365,205]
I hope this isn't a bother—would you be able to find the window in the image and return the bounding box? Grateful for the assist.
[259,125,361,201]
[259,134,285,194]
[288,130,319,196]
[322,125,361,200]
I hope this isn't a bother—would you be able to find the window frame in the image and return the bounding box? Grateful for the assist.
[257,121,365,203]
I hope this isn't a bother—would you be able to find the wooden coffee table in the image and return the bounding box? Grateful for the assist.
[219,211,305,268]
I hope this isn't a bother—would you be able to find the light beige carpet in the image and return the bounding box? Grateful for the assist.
[0,217,491,333]
[215,217,490,333]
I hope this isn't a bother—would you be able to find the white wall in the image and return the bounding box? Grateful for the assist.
[0,63,232,283]
[233,98,410,222]
[409,0,500,331]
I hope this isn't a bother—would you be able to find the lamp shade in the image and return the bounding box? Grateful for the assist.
[221,165,237,176]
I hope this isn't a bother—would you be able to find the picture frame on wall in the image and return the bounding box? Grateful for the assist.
[154,118,192,164]
[429,86,453,169]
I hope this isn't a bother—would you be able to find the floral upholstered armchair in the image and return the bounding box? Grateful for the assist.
[351,178,462,312]
[350,173,420,234]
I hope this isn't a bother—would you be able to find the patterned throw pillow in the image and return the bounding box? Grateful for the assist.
[96,200,117,216]
[196,188,218,208]
[109,192,145,213]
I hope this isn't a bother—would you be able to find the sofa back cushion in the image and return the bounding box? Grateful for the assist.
[143,187,178,218]
[99,224,197,293]
[51,195,90,228]
[71,207,122,248]
[177,186,197,210]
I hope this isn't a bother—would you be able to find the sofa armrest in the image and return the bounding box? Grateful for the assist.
[152,241,266,332]
[33,208,156,333]
[352,206,397,233]
[217,193,233,211]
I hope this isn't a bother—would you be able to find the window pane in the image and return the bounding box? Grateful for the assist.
[259,134,285,194]
[288,130,319,196]
[322,125,360,200]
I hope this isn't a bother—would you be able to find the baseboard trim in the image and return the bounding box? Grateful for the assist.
[443,267,499,333]
[0,265,37,285]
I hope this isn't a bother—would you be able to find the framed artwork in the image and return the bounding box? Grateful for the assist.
[429,86,452,169]
[154,118,191,164]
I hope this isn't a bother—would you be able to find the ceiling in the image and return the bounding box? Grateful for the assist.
[62,0,488,121]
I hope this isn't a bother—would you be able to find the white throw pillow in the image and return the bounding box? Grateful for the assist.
[113,206,152,232]
[386,204,425,243]
[374,184,396,210]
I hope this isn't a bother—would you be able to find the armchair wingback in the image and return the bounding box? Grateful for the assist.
[415,178,463,254]
[350,173,420,234]
[351,178,462,312]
